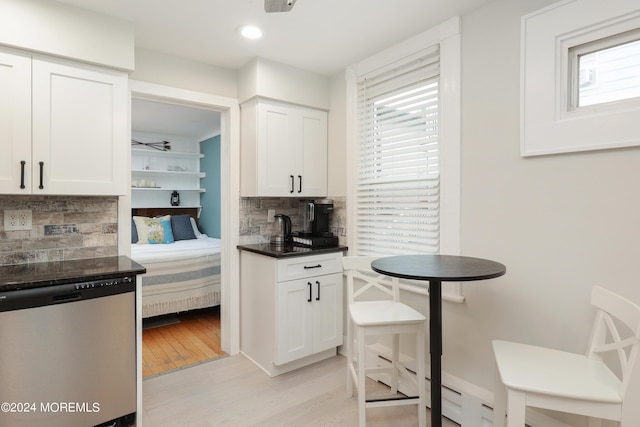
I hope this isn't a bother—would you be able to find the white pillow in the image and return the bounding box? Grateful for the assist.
[190,217,204,237]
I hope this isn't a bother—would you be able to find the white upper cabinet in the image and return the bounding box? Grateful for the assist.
[299,107,329,196]
[0,48,127,195]
[241,98,328,197]
[0,50,31,194]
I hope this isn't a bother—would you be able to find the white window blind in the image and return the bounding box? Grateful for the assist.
[356,46,440,256]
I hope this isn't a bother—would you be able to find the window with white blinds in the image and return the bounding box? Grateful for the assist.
[355,46,441,256]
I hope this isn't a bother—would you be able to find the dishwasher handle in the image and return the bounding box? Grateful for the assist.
[53,292,82,303]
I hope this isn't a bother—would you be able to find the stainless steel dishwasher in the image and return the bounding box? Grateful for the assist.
[0,275,136,427]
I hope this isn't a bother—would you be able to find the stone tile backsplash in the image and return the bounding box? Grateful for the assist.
[239,196,347,246]
[0,194,346,265]
[0,196,118,266]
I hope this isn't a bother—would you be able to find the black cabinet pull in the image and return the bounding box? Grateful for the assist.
[298,175,302,193]
[20,160,26,189]
[304,264,322,269]
[38,161,44,189]
[290,175,294,193]
[307,282,312,302]
[315,281,320,301]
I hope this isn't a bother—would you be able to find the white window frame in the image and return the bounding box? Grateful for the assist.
[521,0,640,156]
[568,31,640,110]
[346,17,462,302]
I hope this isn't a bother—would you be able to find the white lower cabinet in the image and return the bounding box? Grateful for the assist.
[276,272,343,365]
[240,250,343,376]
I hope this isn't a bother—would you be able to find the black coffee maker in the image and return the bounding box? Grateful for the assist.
[294,199,339,247]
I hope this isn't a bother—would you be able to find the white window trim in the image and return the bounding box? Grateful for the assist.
[521,0,640,156]
[567,29,640,111]
[345,16,462,302]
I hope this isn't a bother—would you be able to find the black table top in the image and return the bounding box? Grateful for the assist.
[371,254,506,282]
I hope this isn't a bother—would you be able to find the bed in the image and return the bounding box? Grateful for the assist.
[131,208,222,319]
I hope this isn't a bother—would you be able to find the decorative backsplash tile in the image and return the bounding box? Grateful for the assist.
[44,225,80,235]
[239,196,347,246]
[0,196,118,266]
[0,194,347,266]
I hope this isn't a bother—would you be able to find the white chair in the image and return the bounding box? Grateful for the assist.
[492,286,640,427]
[343,256,427,427]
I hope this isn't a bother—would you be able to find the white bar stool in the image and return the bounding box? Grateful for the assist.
[493,286,640,427]
[344,256,427,427]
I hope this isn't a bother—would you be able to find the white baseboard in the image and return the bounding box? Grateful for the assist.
[341,338,571,427]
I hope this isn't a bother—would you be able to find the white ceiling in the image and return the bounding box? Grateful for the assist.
[131,98,221,141]
[57,0,494,139]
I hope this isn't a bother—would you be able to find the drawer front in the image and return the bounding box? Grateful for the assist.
[277,252,343,282]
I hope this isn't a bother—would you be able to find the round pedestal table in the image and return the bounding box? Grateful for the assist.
[371,254,506,427]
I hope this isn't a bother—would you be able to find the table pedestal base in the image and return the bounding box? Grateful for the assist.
[429,280,443,427]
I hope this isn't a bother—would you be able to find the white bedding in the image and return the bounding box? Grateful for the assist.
[131,236,222,318]
[131,236,222,262]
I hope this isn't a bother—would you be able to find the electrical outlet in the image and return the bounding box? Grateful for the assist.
[267,209,275,222]
[4,209,32,231]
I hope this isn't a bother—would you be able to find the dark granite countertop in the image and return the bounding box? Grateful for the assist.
[0,256,146,291]
[238,243,348,258]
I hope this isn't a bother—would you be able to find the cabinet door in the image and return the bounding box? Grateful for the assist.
[0,50,31,194]
[276,278,314,365]
[32,59,127,195]
[312,273,343,353]
[257,102,300,196]
[300,108,327,197]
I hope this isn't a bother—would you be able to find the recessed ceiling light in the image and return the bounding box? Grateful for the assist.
[238,25,263,40]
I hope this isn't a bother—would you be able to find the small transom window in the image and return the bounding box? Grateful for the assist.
[570,30,640,109]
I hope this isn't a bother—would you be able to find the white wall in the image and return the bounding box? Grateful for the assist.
[331,0,640,424]
[131,48,238,99]
[238,57,330,109]
[455,0,640,423]
[328,71,347,197]
[0,0,133,70]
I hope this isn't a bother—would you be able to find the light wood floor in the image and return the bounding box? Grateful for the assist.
[142,307,226,377]
[142,354,459,427]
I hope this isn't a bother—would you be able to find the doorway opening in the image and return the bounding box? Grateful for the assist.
[129,85,239,377]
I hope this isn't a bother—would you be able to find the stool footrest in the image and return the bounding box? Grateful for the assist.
[365,395,421,409]
[366,395,418,402]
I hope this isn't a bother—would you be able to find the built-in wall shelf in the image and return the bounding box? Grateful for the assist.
[131,133,205,209]
[132,187,205,192]
[131,148,204,159]
[132,203,202,209]
[131,170,206,178]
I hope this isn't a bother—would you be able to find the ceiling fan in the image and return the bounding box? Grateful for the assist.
[264,0,297,13]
